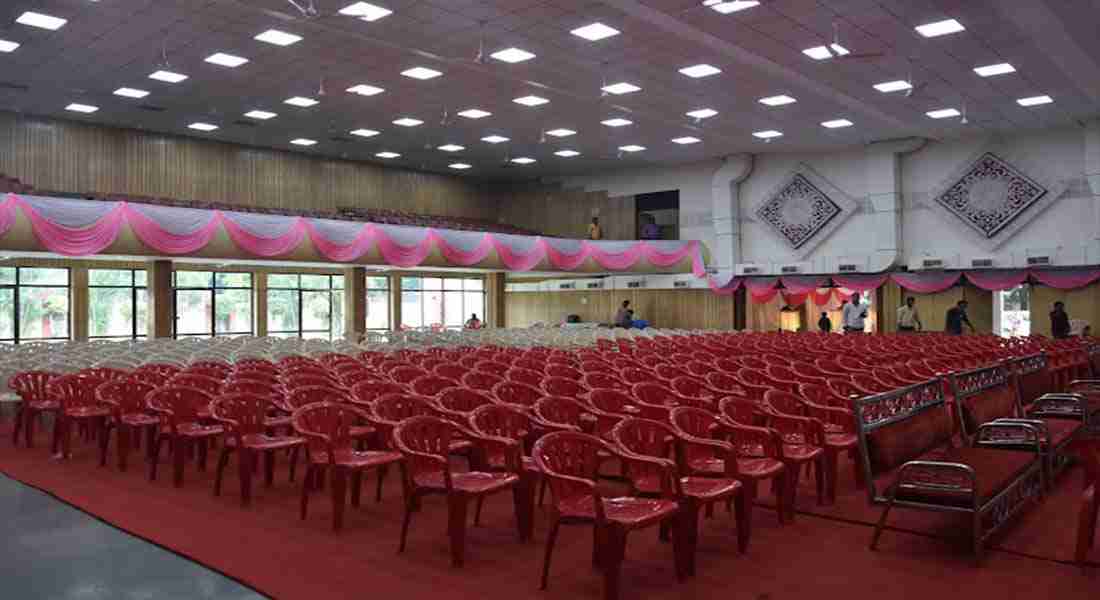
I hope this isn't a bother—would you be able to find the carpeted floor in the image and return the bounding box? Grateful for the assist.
[1,424,1096,600]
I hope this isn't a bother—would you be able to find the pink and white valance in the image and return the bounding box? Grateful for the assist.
[0,194,707,274]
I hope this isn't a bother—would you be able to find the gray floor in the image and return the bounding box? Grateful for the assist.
[0,474,268,600]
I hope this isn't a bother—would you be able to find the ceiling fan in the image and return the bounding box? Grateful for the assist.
[830,22,884,62]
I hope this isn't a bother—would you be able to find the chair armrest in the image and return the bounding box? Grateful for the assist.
[973,421,1042,454]
[765,412,824,445]
[802,399,856,434]
[615,445,679,497]
[717,420,781,459]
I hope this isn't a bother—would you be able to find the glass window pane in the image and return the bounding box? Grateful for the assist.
[423,278,443,291]
[302,291,331,331]
[175,290,212,335]
[465,278,484,291]
[401,277,421,291]
[0,288,14,339]
[333,276,345,290]
[89,288,134,337]
[444,278,464,291]
[215,289,252,333]
[366,276,388,290]
[134,270,147,287]
[367,290,389,330]
[301,275,330,290]
[267,290,300,333]
[268,274,298,289]
[20,268,68,286]
[465,292,485,324]
[175,271,212,288]
[19,286,69,339]
[215,272,252,288]
[136,289,147,336]
[424,290,443,328]
[0,267,15,285]
[444,292,464,327]
[89,269,132,286]
[332,292,346,339]
[400,292,422,328]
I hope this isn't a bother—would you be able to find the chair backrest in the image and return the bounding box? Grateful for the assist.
[211,392,271,436]
[1004,353,1049,407]
[393,415,454,485]
[468,403,529,442]
[437,387,494,414]
[169,373,222,395]
[545,364,582,381]
[763,388,805,417]
[582,372,629,392]
[146,385,215,424]
[475,360,512,377]
[292,401,371,453]
[717,396,757,425]
[349,380,408,405]
[948,363,1018,441]
[390,365,429,384]
[50,374,101,410]
[533,396,588,431]
[506,367,544,387]
[286,385,350,409]
[433,363,467,381]
[372,392,435,424]
[492,380,542,408]
[542,376,587,400]
[410,374,459,397]
[531,431,604,509]
[462,370,504,392]
[80,367,129,382]
[610,417,676,470]
[284,374,343,391]
[798,382,845,409]
[96,379,156,415]
[10,370,58,401]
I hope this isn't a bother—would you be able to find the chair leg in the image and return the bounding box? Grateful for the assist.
[814,456,826,505]
[851,447,865,489]
[300,465,314,521]
[540,517,561,590]
[331,466,349,532]
[26,408,37,449]
[238,448,254,507]
[213,445,231,497]
[350,470,363,508]
[513,478,534,542]
[448,493,469,567]
[172,437,187,488]
[375,464,387,502]
[56,415,69,458]
[824,449,839,505]
[870,486,897,551]
[149,434,165,482]
[11,405,23,446]
[785,462,801,521]
[972,509,985,563]
[733,490,750,553]
[118,425,132,472]
[474,496,485,527]
[399,491,415,554]
[601,526,628,600]
[676,501,698,579]
[99,422,112,467]
[288,446,299,483]
[264,449,275,487]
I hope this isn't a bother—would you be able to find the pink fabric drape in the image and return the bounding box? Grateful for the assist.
[221,215,307,257]
[812,288,838,306]
[491,238,547,272]
[0,195,18,238]
[17,197,125,256]
[891,271,962,294]
[779,275,828,295]
[744,277,780,302]
[303,221,374,262]
[781,291,809,306]
[123,204,222,254]
[707,275,741,296]
[433,232,494,267]
[964,270,1030,291]
[832,273,889,292]
[1030,268,1100,290]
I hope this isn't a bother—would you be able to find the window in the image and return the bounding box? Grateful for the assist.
[267,274,345,340]
[400,276,485,331]
[173,271,253,338]
[0,267,71,343]
[367,276,390,331]
[89,269,147,339]
[996,285,1031,337]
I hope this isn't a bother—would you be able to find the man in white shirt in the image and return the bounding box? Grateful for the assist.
[896,297,922,333]
[842,293,868,333]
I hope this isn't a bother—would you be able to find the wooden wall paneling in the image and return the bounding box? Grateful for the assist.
[503,289,735,330]
[1030,284,1100,338]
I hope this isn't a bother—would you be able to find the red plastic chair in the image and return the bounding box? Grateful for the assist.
[669,376,722,404]
[532,396,592,433]
[587,388,640,439]
[137,363,183,379]
[704,371,744,396]
[467,404,540,535]
[433,363,467,381]
[169,373,222,397]
[293,402,404,531]
[655,363,690,381]
[409,374,459,397]
[507,367,544,388]
[619,367,657,384]
[532,431,686,600]
[683,360,714,378]
[348,380,408,406]
[1070,438,1100,567]
[390,365,429,385]
[492,381,543,409]
[475,360,512,377]
[433,387,495,425]
[96,379,158,471]
[583,372,630,393]
[284,373,344,392]
[394,415,527,567]
[512,358,546,373]
[462,370,504,392]
[146,386,224,487]
[10,370,60,448]
[210,393,306,506]
[542,376,588,401]
[546,364,582,381]
[611,417,747,573]
[50,374,113,459]
[80,367,129,382]
[715,358,742,374]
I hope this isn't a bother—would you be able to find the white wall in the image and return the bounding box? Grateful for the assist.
[551,123,1100,274]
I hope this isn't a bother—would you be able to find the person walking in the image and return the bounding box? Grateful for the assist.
[1050,301,1071,339]
[896,297,922,333]
[945,300,975,335]
[842,293,867,333]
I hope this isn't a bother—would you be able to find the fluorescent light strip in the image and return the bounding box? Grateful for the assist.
[254,30,302,46]
[873,80,912,93]
[188,122,219,132]
[686,108,717,119]
[375,151,401,159]
[401,67,442,80]
[513,95,549,106]
[511,157,536,165]
[338,2,393,21]
[753,130,782,139]
[601,82,641,95]
[481,135,510,144]
[0,40,21,53]
[350,129,380,138]
[545,129,576,137]
[244,110,277,120]
[392,118,423,127]
[205,52,249,68]
[347,84,385,96]
[759,94,796,106]
[437,144,465,152]
[284,96,319,107]
[601,118,632,127]
[291,138,317,146]
[1016,95,1053,107]
[926,108,960,119]
[554,150,581,157]
[618,145,645,152]
[149,70,188,83]
[457,108,491,119]
[113,87,149,99]
[449,163,472,170]
[679,64,721,78]
[821,119,853,129]
[973,63,1015,77]
[671,136,701,145]
[65,103,98,114]
[704,1,760,14]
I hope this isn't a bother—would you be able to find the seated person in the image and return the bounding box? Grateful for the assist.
[464,313,482,329]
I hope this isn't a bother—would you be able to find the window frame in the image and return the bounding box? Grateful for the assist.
[366,275,391,332]
[400,276,486,331]
[172,270,255,339]
[88,268,148,341]
[0,266,72,344]
[266,273,345,340]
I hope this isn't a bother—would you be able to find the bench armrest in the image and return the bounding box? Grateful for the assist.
[893,460,977,500]
[973,421,1042,454]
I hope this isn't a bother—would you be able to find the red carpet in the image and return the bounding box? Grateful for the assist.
[0,428,1095,600]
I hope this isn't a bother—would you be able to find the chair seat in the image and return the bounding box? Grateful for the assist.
[781,443,824,462]
[350,425,375,438]
[634,474,740,501]
[227,433,305,451]
[119,413,159,427]
[24,400,59,411]
[415,470,518,494]
[312,448,402,469]
[64,406,112,418]
[560,495,679,528]
[162,423,224,438]
[485,452,540,473]
[264,415,293,428]
[824,432,858,449]
[1039,418,1081,446]
[888,446,1036,507]
[688,456,785,479]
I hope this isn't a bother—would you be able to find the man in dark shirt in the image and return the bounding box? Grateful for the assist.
[1050,301,1071,339]
[818,312,832,333]
[945,300,975,335]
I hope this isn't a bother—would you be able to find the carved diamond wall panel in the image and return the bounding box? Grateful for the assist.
[933,152,1047,239]
[756,174,842,249]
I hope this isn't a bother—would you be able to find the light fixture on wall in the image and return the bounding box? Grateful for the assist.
[779,305,802,332]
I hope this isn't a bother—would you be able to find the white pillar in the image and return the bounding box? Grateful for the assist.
[1084,119,1100,262]
[864,138,927,271]
[710,154,754,271]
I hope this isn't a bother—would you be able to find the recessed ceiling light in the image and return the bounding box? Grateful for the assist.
[347,84,385,96]
[513,95,549,106]
[491,47,536,63]
[284,96,319,107]
[802,46,833,60]
[511,157,536,165]
[915,18,965,38]
[0,40,20,53]
[65,103,98,114]
[570,22,620,41]
[973,62,1015,77]
[1016,95,1053,107]
[555,150,581,157]
[375,151,401,159]
[481,135,510,144]
[392,117,423,127]
[244,110,277,120]
[338,2,393,21]
[16,12,67,31]
[350,129,380,138]
[759,94,796,106]
[602,82,642,95]
[686,108,718,119]
[619,145,646,153]
[457,108,492,119]
[254,30,302,46]
[291,138,318,146]
[671,136,701,145]
[679,64,721,78]
[113,87,149,99]
[449,163,472,170]
[438,144,465,152]
[830,43,850,56]
[821,119,853,129]
[545,129,576,138]
[703,0,760,14]
[188,122,219,132]
[149,70,188,83]
[601,118,633,127]
[873,80,912,93]
[926,108,961,119]
[205,52,249,68]
[401,67,442,80]
[752,130,783,139]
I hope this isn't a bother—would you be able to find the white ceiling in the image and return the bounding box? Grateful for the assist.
[0,0,1096,182]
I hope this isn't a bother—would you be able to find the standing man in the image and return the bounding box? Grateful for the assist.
[1050,301,1071,339]
[614,300,631,328]
[588,217,603,240]
[945,300,975,335]
[818,311,833,333]
[842,293,868,333]
[896,297,922,334]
